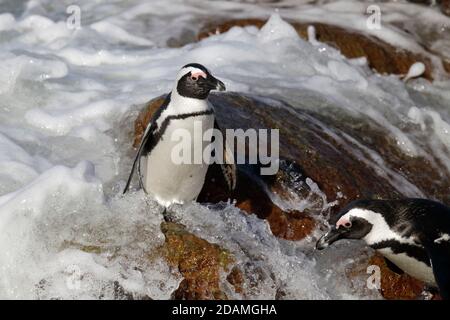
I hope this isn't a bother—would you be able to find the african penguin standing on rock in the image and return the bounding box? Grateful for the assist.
[124,63,236,208]
[316,198,450,299]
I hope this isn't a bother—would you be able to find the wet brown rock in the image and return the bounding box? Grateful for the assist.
[198,19,435,80]
[133,95,165,148]
[199,162,316,241]
[161,222,234,300]
[444,59,450,73]
[207,94,401,207]
[442,0,450,16]
[226,267,245,295]
[161,221,247,299]
[369,254,425,300]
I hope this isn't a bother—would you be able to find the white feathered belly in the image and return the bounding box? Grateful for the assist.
[140,114,214,207]
[378,248,436,286]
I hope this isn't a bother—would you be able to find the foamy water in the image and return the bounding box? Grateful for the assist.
[0,0,449,299]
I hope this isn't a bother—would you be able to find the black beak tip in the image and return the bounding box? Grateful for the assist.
[216,80,226,92]
[315,237,327,251]
[315,227,347,251]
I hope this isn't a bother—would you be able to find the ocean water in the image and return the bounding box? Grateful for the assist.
[0,0,449,299]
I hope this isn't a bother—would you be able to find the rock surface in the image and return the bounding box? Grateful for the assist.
[161,222,235,299]
[444,59,450,73]
[198,19,435,80]
[443,0,450,16]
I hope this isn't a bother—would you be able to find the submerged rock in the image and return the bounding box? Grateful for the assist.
[198,19,436,80]
[161,222,235,299]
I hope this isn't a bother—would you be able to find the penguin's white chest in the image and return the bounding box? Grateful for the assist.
[378,248,436,286]
[140,112,214,207]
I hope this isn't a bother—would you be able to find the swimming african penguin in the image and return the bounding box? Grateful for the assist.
[123,63,236,208]
[316,198,450,299]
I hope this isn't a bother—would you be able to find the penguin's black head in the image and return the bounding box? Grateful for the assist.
[175,63,226,100]
[316,200,379,250]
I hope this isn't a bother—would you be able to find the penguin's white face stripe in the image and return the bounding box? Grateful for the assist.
[341,208,418,246]
[175,67,208,82]
[434,233,450,244]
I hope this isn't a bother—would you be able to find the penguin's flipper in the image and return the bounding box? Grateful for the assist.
[123,93,172,194]
[384,257,404,275]
[214,120,236,191]
[426,240,450,300]
[123,125,154,194]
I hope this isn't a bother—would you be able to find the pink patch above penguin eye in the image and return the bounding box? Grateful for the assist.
[191,71,206,81]
[336,217,352,229]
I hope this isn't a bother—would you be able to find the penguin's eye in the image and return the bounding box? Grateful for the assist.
[344,222,352,229]
[191,75,198,81]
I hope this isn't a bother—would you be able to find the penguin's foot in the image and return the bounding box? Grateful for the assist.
[162,208,181,223]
